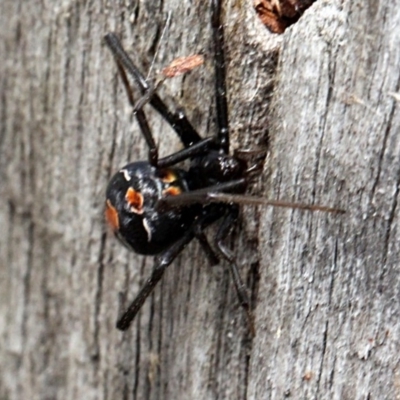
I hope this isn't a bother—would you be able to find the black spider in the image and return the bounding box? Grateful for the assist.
[104,0,342,334]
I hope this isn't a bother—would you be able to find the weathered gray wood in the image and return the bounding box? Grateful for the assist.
[0,0,399,399]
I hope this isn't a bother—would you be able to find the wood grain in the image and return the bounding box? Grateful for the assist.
[0,0,399,399]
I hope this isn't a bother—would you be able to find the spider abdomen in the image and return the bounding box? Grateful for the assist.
[105,161,196,255]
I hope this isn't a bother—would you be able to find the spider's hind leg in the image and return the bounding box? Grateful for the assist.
[116,228,195,331]
[104,33,202,149]
[194,225,220,266]
[108,55,159,166]
[214,205,256,336]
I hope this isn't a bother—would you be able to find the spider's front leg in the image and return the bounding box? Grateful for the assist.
[116,228,195,331]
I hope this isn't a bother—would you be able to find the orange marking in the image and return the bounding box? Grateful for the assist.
[163,186,182,197]
[159,169,177,183]
[105,199,119,231]
[125,187,144,214]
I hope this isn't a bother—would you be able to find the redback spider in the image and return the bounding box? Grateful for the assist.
[104,0,343,335]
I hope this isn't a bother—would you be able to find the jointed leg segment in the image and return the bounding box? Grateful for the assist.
[215,206,255,336]
[117,228,196,330]
[211,0,229,153]
[104,33,202,149]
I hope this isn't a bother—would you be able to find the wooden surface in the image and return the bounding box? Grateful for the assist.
[1,0,399,399]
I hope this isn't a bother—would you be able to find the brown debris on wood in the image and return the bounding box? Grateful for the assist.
[161,54,204,78]
[254,0,316,33]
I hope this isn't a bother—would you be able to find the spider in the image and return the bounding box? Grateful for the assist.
[104,0,342,335]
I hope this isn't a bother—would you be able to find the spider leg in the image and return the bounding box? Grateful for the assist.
[194,225,220,266]
[211,0,229,154]
[116,228,195,331]
[192,206,230,266]
[114,61,159,166]
[157,137,216,168]
[215,205,255,336]
[112,57,213,168]
[104,33,202,148]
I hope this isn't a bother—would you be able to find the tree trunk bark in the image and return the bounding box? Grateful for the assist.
[1,0,399,399]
